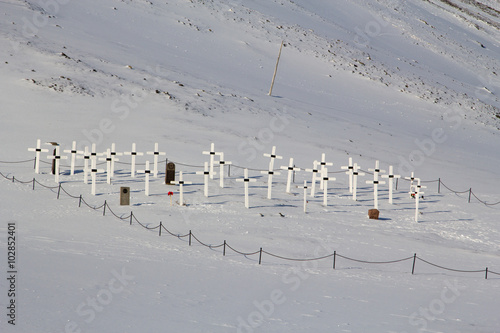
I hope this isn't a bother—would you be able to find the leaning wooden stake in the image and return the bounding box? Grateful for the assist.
[268,40,284,96]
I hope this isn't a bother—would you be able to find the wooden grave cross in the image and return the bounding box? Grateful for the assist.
[146,142,166,178]
[46,146,67,183]
[137,161,152,196]
[351,163,365,201]
[264,146,283,171]
[28,139,49,174]
[262,146,282,199]
[321,167,336,207]
[340,157,354,193]
[302,180,308,213]
[202,143,221,180]
[411,178,426,222]
[77,146,91,184]
[261,167,280,199]
[171,171,192,205]
[196,162,211,197]
[318,153,333,190]
[90,154,105,196]
[366,160,386,209]
[109,143,123,177]
[281,157,301,194]
[89,143,102,178]
[218,152,231,188]
[236,168,256,209]
[405,172,416,195]
[305,160,320,198]
[63,141,82,176]
[124,143,144,178]
[98,149,117,184]
[381,165,401,204]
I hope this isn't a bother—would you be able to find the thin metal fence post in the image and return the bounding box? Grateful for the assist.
[412,253,417,275]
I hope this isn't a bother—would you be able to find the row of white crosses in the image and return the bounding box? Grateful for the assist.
[29,140,425,216]
[28,140,168,196]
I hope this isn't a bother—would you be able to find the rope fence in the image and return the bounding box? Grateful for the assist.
[1,167,499,280]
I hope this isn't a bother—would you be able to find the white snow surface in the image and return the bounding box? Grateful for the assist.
[1,0,500,332]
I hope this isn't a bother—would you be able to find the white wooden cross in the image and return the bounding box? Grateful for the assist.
[262,146,283,199]
[98,149,115,184]
[218,152,231,188]
[171,171,192,205]
[305,160,320,198]
[366,160,386,209]
[236,168,256,209]
[340,157,354,193]
[196,162,211,197]
[410,178,426,222]
[89,143,101,175]
[90,154,105,196]
[46,146,68,183]
[137,161,152,196]
[281,158,301,194]
[63,141,82,176]
[264,146,283,171]
[202,143,221,180]
[261,168,280,199]
[124,143,144,178]
[321,167,336,207]
[77,146,91,184]
[109,143,122,177]
[351,163,365,201]
[301,180,308,213]
[381,165,401,204]
[28,139,49,174]
[146,142,166,178]
[318,153,333,190]
[405,172,416,195]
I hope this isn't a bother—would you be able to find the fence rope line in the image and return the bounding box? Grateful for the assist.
[262,250,334,262]
[191,232,224,248]
[2,170,499,280]
[0,158,35,164]
[416,257,486,273]
[336,254,414,265]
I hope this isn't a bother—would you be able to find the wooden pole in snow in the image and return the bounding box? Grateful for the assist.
[268,40,284,96]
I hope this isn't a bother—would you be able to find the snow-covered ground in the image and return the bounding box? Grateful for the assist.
[1,0,500,332]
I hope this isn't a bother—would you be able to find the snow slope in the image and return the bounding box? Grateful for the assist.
[1,0,500,332]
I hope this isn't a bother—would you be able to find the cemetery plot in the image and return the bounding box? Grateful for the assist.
[20,140,445,222]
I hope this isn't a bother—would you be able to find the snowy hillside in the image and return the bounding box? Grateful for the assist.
[1,0,500,332]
